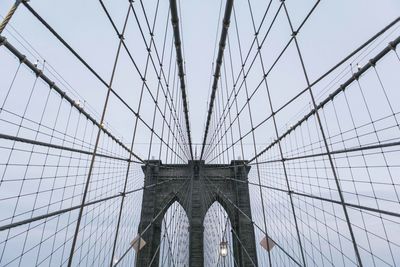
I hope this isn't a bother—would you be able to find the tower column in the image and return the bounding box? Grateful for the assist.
[136,160,258,267]
[230,161,258,266]
[136,160,163,267]
[189,161,204,267]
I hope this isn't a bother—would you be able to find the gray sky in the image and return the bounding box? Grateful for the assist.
[2,0,399,150]
[1,0,400,266]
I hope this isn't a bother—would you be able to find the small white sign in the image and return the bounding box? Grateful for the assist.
[260,236,275,252]
[130,236,146,252]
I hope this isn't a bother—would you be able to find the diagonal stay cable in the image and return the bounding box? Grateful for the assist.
[0,178,178,232]
[101,0,191,161]
[203,175,302,267]
[230,227,257,267]
[127,1,191,159]
[102,0,192,161]
[0,36,144,163]
[206,7,400,162]
[208,18,400,163]
[249,34,400,163]
[20,1,188,163]
[113,178,190,266]
[0,133,138,163]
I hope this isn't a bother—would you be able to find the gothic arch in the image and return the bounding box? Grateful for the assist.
[203,197,234,229]
[137,160,258,267]
[203,201,235,267]
[159,201,190,267]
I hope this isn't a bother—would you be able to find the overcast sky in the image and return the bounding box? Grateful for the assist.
[1,1,400,266]
[1,0,399,150]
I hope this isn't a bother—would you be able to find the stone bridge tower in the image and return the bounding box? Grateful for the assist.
[136,160,258,267]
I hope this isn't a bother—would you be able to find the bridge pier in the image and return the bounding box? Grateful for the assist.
[136,160,258,267]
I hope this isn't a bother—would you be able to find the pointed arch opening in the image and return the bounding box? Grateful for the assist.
[203,201,235,267]
[159,201,189,267]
